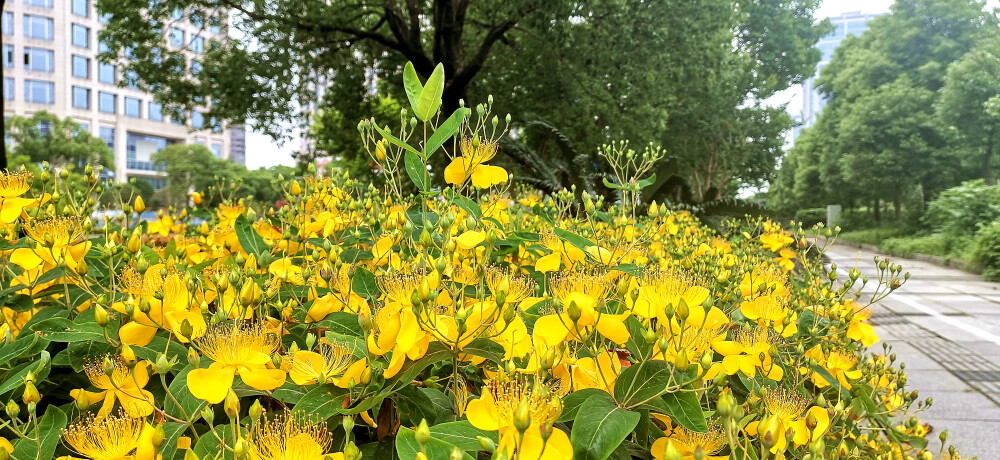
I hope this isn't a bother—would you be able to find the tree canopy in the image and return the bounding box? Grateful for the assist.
[771,0,999,217]
[4,112,114,171]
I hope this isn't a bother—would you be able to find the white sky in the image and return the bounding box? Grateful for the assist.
[242,0,910,170]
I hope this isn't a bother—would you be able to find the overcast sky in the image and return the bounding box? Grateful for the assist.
[243,0,913,170]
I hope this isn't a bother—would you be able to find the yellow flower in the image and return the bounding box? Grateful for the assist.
[365,302,429,378]
[216,201,246,227]
[248,411,343,460]
[10,217,92,273]
[444,137,509,188]
[705,325,784,381]
[485,266,536,305]
[631,269,707,320]
[651,420,727,460]
[805,346,863,390]
[269,257,306,285]
[61,412,157,460]
[0,170,35,224]
[740,295,796,337]
[284,342,368,387]
[745,387,829,453]
[845,301,879,347]
[466,376,573,460]
[114,269,206,346]
[534,287,629,347]
[774,247,796,271]
[759,232,794,252]
[569,349,622,392]
[534,231,585,273]
[187,322,286,404]
[70,355,155,418]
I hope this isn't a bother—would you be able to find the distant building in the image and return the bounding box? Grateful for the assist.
[794,11,883,141]
[230,125,245,165]
[2,0,240,190]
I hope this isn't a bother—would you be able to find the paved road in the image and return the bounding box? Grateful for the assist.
[825,244,1000,459]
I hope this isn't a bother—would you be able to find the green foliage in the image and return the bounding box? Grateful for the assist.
[772,0,998,219]
[974,220,1000,280]
[794,208,827,227]
[837,228,905,246]
[4,112,114,170]
[152,144,293,209]
[924,180,1000,237]
[99,0,826,199]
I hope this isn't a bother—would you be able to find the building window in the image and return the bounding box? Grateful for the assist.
[72,0,89,17]
[209,16,221,34]
[99,126,114,149]
[78,122,89,133]
[24,0,53,8]
[191,36,204,54]
[127,132,171,171]
[2,12,12,35]
[210,117,222,133]
[3,78,13,101]
[123,69,139,89]
[191,111,205,129]
[72,86,90,109]
[211,143,222,158]
[98,91,116,113]
[72,55,89,78]
[37,120,50,135]
[24,80,54,104]
[125,97,141,118]
[191,11,204,28]
[72,24,89,48]
[98,62,116,84]
[24,15,54,40]
[149,102,163,121]
[172,8,184,21]
[169,28,184,48]
[3,45,12,68]
[24,47,54,72]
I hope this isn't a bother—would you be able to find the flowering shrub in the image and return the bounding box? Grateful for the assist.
[0,64,957,460]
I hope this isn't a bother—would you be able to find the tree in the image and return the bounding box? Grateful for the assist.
[4,112,114,170]
[937,32,1000,183]
[101,0,827,199]
[153,144,237,207]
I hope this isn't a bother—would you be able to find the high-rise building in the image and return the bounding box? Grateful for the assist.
[796,11,882,137]
[2,0,239,190]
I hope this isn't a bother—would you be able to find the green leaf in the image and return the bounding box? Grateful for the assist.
[352,266,379,299]
[637,172,657,189]
[415,63,445,122]
[404,151,429,192]
[460,338,505,363]
[164,365,206,420]
[424,108,470,158]
[11,405,66,460]
[613,360,673,409]
[193,423,242,460]
[571,395,641,460]
[554,228,597,252]
[234,214,268,258]
[158,422,190,460]
[313,311,365,337]
[445,188,482,219]
[611,264,643,277]
[395,426,475,460]
[0,359,50,396]
[660,390,708,433]
[0,335,39,364]
[558,389,614,422]
[403,62,424,116]
[430,421,498,452]
[377,343,452,398]
[293,385,350,420]
[371,121,420,155]
[28,317,106,342]
[602,177,629,191]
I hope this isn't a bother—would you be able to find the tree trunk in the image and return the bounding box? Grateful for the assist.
[894,188,902,221]
[874,198,881,223]
[986,127,995,185]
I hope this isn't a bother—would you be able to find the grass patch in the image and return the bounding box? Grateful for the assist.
[837,228,904,246]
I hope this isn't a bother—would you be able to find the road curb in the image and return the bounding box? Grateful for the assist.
[830,240,983,274]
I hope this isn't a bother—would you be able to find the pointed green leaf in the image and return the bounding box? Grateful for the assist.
[416,63,445,121]
[404,151,429,192]
[371,121,421,156]
[424,108,469,159]
[11,406,66,460]
[570,395,641,460]
[351,266,379,299]
[403,62,423,116]
[234,214,268,258]
[660,390,708,433]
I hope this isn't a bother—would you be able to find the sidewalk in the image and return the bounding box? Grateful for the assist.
[825,244,1000,459]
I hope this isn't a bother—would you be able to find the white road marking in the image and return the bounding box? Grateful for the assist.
[829,248,1000,347]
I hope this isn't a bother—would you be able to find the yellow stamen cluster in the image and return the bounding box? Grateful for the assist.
[671,420,727,454]
[539,230,561,251]
[286,343,355,379]
[486,267,536,304]
[377,271,422,305]
[63,412,144,459]
[550,271,610,304]
[0,170,32,197]
[763,387,809,420]
[83,355,132,389]
[196,322,279,366]
[248,411,333,460]
[641,269,703,299]
[25,217,85,247]
[460,137,499,164]
[733,325,776,356]
[485,376,563,428]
